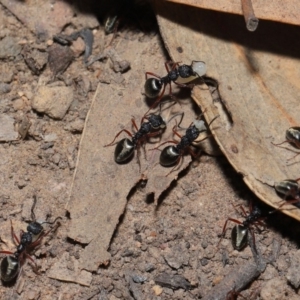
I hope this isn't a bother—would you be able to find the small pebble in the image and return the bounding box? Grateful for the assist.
[152,285,163,296]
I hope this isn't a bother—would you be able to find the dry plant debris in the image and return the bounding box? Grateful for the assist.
[166,0,300,26]
[154,0,300,221]
[66,33,199,272]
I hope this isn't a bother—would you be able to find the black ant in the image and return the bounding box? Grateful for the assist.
[144,61,206,111]
[152,113,217,176]
[226,288,247,300]
[226,286,259,300]
[272,127,300,163]
[218,203,265,251]
[0,196,61,282]
[104,114,166,170]
[274,178,300,209]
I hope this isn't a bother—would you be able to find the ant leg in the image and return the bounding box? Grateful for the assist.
[173,81,194,89]
[145,72,161,80]
[253,218,266,233]
[131,118,139,131]
[0,251,14,255]
[274,198,300,211]
[271,140,290,147]
[166,112,185,128]
[10,220,20,245]
[230,203,248,218]
[217,218,243,248]
[270,141,300,157]
[104,129,133,147]
[165,155,183,177]
[287,151,300,161]
[187,146,200,159]
[29,222,60,250]
[248,227,257,253]
[240,205,249,218]
[172,125,183,139]
[164,61,180,73]
[149,140,177,151]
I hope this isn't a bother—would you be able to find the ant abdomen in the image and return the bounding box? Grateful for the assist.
[144,78,162,98]
[160,146,179,167]
[286,127,300,144]
[275,179,300,198]
[114,138,134,163]
[1,256,19,282]
[231,224,248,251]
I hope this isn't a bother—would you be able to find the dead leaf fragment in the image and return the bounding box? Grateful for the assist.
[154,1,300,221]
[166,0,300,26]
[48,252,92,286]
[66,33,200,272]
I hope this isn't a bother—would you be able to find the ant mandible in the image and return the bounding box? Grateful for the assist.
[104,114,166,170]
[272,127,300,163]
[144,61,206,112]
[218,203,265,251]
[0,196,61,282]
[152,113,217,176]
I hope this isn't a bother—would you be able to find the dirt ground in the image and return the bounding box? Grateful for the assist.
[0,1,300,300]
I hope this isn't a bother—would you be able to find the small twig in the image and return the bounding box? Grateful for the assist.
[248,229,267,272]
[241,0,259,31]
[202,261,261,300]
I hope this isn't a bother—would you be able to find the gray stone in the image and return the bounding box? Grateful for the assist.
[0,36,21,59]
[0,83,11,94]
[0,114,18,141]
[286,249,300,288]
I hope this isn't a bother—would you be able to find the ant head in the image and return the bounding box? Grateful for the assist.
[147,114,166,130]
[27,222,44,236]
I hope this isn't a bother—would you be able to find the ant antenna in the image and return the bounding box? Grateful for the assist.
[31,195,38,221]
[167,112,184,126]
[40,216,62,226]
[207,115,220,128]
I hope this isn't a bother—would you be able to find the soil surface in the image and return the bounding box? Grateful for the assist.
[0,1,299,300]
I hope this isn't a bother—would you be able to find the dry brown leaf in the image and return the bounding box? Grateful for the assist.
[154,1,300,221]
[166,0,300,26]
[66,34,199,272]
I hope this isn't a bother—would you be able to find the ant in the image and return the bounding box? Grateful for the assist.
[226,286,259,300]
[218,203,265,251]
[0,196,61,282]
[274,178,300,209]
[144,61,206,112]
[226,288,247,300]
[272,127,300,163]
[104,114,166,170]
[152,113,217,176]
